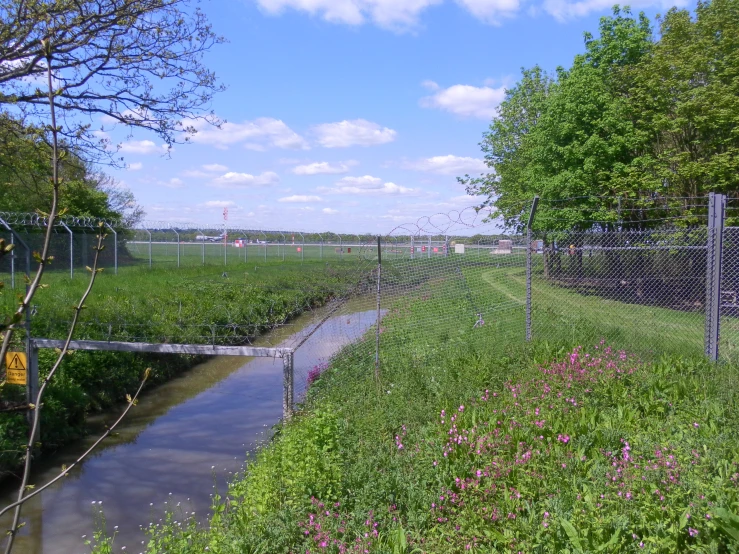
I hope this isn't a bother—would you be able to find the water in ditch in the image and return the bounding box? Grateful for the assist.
[0,301,379,553]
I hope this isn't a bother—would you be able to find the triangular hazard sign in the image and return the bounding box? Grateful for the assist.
[7,353,25,371]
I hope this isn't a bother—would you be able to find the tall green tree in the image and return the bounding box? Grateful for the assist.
[0,0,225,160]
[465,8,655,231]
[466,1,739,231]
[0,114,142,223]
[626,0,739,199]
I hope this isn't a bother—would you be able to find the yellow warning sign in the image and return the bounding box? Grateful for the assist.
[5,352,26,385]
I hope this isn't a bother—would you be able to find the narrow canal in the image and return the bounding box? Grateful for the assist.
[0,301,378,553]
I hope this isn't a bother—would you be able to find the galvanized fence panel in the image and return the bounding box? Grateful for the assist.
[531,228,709,359]
[719,226,739,363]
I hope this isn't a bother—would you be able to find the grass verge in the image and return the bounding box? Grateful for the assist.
[136,260,739,553]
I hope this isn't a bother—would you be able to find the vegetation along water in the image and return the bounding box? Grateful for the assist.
[0,259,361,476]
[128,260,739,553]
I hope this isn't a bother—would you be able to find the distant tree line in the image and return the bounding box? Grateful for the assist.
[0,114,143,227]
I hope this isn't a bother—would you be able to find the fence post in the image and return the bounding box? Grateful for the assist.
[60,221,73,279]
[9,229,15,289]
[145,229,152,269]
[196,229,205,265]
[104,223,117,275]
[282,349,294,419]
[82,230,88,268]
[170,227,180,268]
[0,216,29,291]
[526,196,540,342]
[705,192,726,361]
[410,236,414,260]
[375,236,382,382]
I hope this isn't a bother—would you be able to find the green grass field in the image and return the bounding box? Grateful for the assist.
[124,241,369,267]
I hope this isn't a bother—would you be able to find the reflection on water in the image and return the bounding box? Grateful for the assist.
[0,301,379,553]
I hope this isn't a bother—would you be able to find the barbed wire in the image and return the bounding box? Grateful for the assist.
[383,206,499,239]
[0,212,121,228]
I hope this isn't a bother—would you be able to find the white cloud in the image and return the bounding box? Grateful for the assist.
[322,175,419,196]
[337,175,383,187]
[181,164,230,178]
[404,155,487,175]
[210,171,280,188]
[163,178,184,189]
[248,0,658,30]
[292,161,357,175]
[253,0,443,30]
[446,194,483,207]
[93,130,111,142]
[181,169,211,178]
[322,208,339,214]
[421,80,440,91]
[541,0,684,20]
[127,162,143,171]
[191,118,309,150]
[203,164,229,172]
[120,140,167,155]
[312,119,397,148]
[454,0,519,23]
[278,195,323,203]
[420,83,506,119]
[243,143,268,152]
[204,200,236,208]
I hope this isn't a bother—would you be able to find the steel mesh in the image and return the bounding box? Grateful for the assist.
[530,228,708,358]
[719,227,739,362]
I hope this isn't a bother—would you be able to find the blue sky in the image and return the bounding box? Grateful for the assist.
[104,0,683,233]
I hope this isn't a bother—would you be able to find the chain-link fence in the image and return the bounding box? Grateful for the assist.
[0,214,121,282]
[531,227,709,359]
[278,208,531,399]
[5,195,739,408]
[340,194,738,376]
[0,213,382,288]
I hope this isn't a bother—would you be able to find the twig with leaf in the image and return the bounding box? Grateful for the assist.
[0,42,148,554]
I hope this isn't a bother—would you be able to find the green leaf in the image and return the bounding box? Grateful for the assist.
[560,519,584,553]
[596,529,620,552]
[713,508,739,542]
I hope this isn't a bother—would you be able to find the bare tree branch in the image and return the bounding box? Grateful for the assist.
[0,0,226,164]
[0,41,147,553]
[0,367,150,531]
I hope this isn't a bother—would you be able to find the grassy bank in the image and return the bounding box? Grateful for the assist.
[136,256,739,553]
[0,259,363,474]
